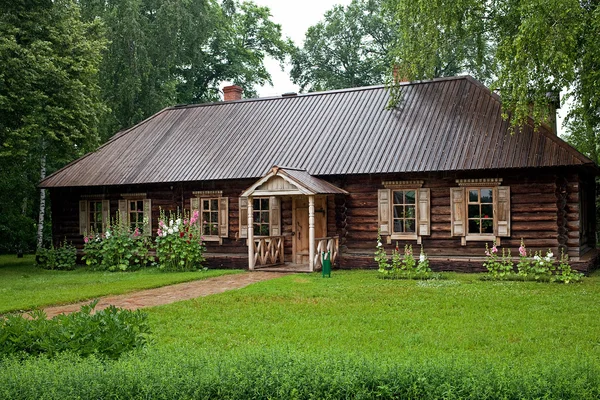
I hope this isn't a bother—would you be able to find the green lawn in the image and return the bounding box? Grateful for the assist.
[148,270,600,367]
[0,255,242,314]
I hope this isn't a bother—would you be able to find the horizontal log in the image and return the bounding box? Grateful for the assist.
[348,223,379,232]
[512,221,557,231]
[511,194,556,204]
[347,216,377,224]
[512,204,556,213]
[346,208,377,217]
[348,193,377,202]
[431,214,451,223]
[567,193,579,203]
[511,213,557,222]
[431,206,451,215]
[567,220,580,230]
[510,183,556,194]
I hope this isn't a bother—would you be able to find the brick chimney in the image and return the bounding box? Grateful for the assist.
[223,85,243,101]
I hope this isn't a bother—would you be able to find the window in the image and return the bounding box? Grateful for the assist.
[467,188,494,235]
[79,199,109,236]
[202,198,220,236]
[118,196,152,236]
[128,199,145,232]
[377,183,430,242]
[450,180,510,244]
[392,190,416,234]
[253,198,270,236]
[88,200,105,234]
[191,192,229,241]
[238,196,280,239]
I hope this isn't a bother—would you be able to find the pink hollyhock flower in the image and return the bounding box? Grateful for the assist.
[485,250,490,256]
[157,228,162,236]
[491,245,498,253]
[519,246,527,257]
[133,227,140,237]
[159,220,165,228]
[184,219,188,225]
[84,236,89,244]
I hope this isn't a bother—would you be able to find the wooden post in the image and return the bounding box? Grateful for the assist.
[247,197,254,271]
[308,195,315,272]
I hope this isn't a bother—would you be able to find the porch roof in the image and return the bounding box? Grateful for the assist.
[241,166,348,197]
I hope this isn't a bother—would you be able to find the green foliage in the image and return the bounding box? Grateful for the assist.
[291,0,398,92]
[386,0,600,154]
[483,242,514,279]
[35,241,77,271]
[0,349,599,399]
[78,0,293,141]
[155,209,206,272]
[484,241,583,283]
[84,215,154,272]
[377,240,436,279]
[0,300,149,360]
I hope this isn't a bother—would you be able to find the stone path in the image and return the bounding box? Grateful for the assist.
[43,272,287,318]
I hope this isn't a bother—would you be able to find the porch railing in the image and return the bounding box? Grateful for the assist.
[252,236,285,269]
[313,236,339,270]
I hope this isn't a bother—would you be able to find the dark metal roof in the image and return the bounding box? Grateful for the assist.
[40,76,594,188]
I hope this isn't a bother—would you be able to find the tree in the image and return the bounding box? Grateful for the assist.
[385,0,600,161]
[0,0,106,251]
[78,0,293,141]
[290,0,396,92]
[291,0,477,93]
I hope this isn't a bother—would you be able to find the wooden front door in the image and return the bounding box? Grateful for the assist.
[293,196,327,264]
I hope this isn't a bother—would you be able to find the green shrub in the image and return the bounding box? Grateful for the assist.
[35,241,76,270]
[377,234,435,279]
[0,349,598,399]
[0,300,150,360]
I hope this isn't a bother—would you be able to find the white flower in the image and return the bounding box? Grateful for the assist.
[105,231,111,238]
[167,228,174,235]
[176,219,182,226]
[173,226,179,233]
[534,255,541,261]
[377,242,382,247]
[419,254,426,263]
[169,220,174,227]
[162,231,167,237]
[546,252,553,261]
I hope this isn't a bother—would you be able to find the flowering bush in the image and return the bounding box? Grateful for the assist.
[82,215,153,272]
[483,242,514,278]
[416,245,431,273]
[483,240,583,283]
[375,232,390,273]
[155,209,206,272]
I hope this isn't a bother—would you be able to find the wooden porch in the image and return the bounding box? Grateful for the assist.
[250,235,340,272]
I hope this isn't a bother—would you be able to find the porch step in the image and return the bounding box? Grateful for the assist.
[254,263,312,273]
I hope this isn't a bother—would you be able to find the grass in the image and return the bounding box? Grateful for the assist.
[0,254,242,314]
[148,270,600,367]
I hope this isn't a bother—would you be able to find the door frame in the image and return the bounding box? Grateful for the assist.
[292,195,327,264]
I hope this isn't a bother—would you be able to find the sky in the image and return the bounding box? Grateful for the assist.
[250,0,352,97]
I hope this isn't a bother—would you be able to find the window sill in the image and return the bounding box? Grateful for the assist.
[463,235,501,246]
[203,236,221,243]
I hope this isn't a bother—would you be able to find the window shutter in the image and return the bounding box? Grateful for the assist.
[269,196,281,236]
[143,199,152,236]
[450,188,466,236]
[79,200,87,235]
[417,188,431,236]
[219,197,229,238]
[495,186,511,237]
[239,197,248,238]
[102,200,110,230]
[377,189,391,235]
[118,200,127,228]
[190,197,200,219]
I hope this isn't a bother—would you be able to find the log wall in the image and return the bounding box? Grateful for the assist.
[49,168,596,272]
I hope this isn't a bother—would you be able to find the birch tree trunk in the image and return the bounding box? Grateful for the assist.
[36,153,47,249]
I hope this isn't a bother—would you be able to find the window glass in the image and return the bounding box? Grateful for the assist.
[89,201,104,234]
[253,197,270,236]
[392,190,416,234]
[467,188,494,234]
[201,197,219,236]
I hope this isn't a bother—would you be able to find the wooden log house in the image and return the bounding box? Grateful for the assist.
[40,76,598,272]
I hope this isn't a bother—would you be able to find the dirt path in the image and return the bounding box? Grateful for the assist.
[43,272,288,318]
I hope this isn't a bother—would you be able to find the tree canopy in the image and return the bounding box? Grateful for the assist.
[0,0,106,252]
[78,0,293,141]
[385,0,600,162]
